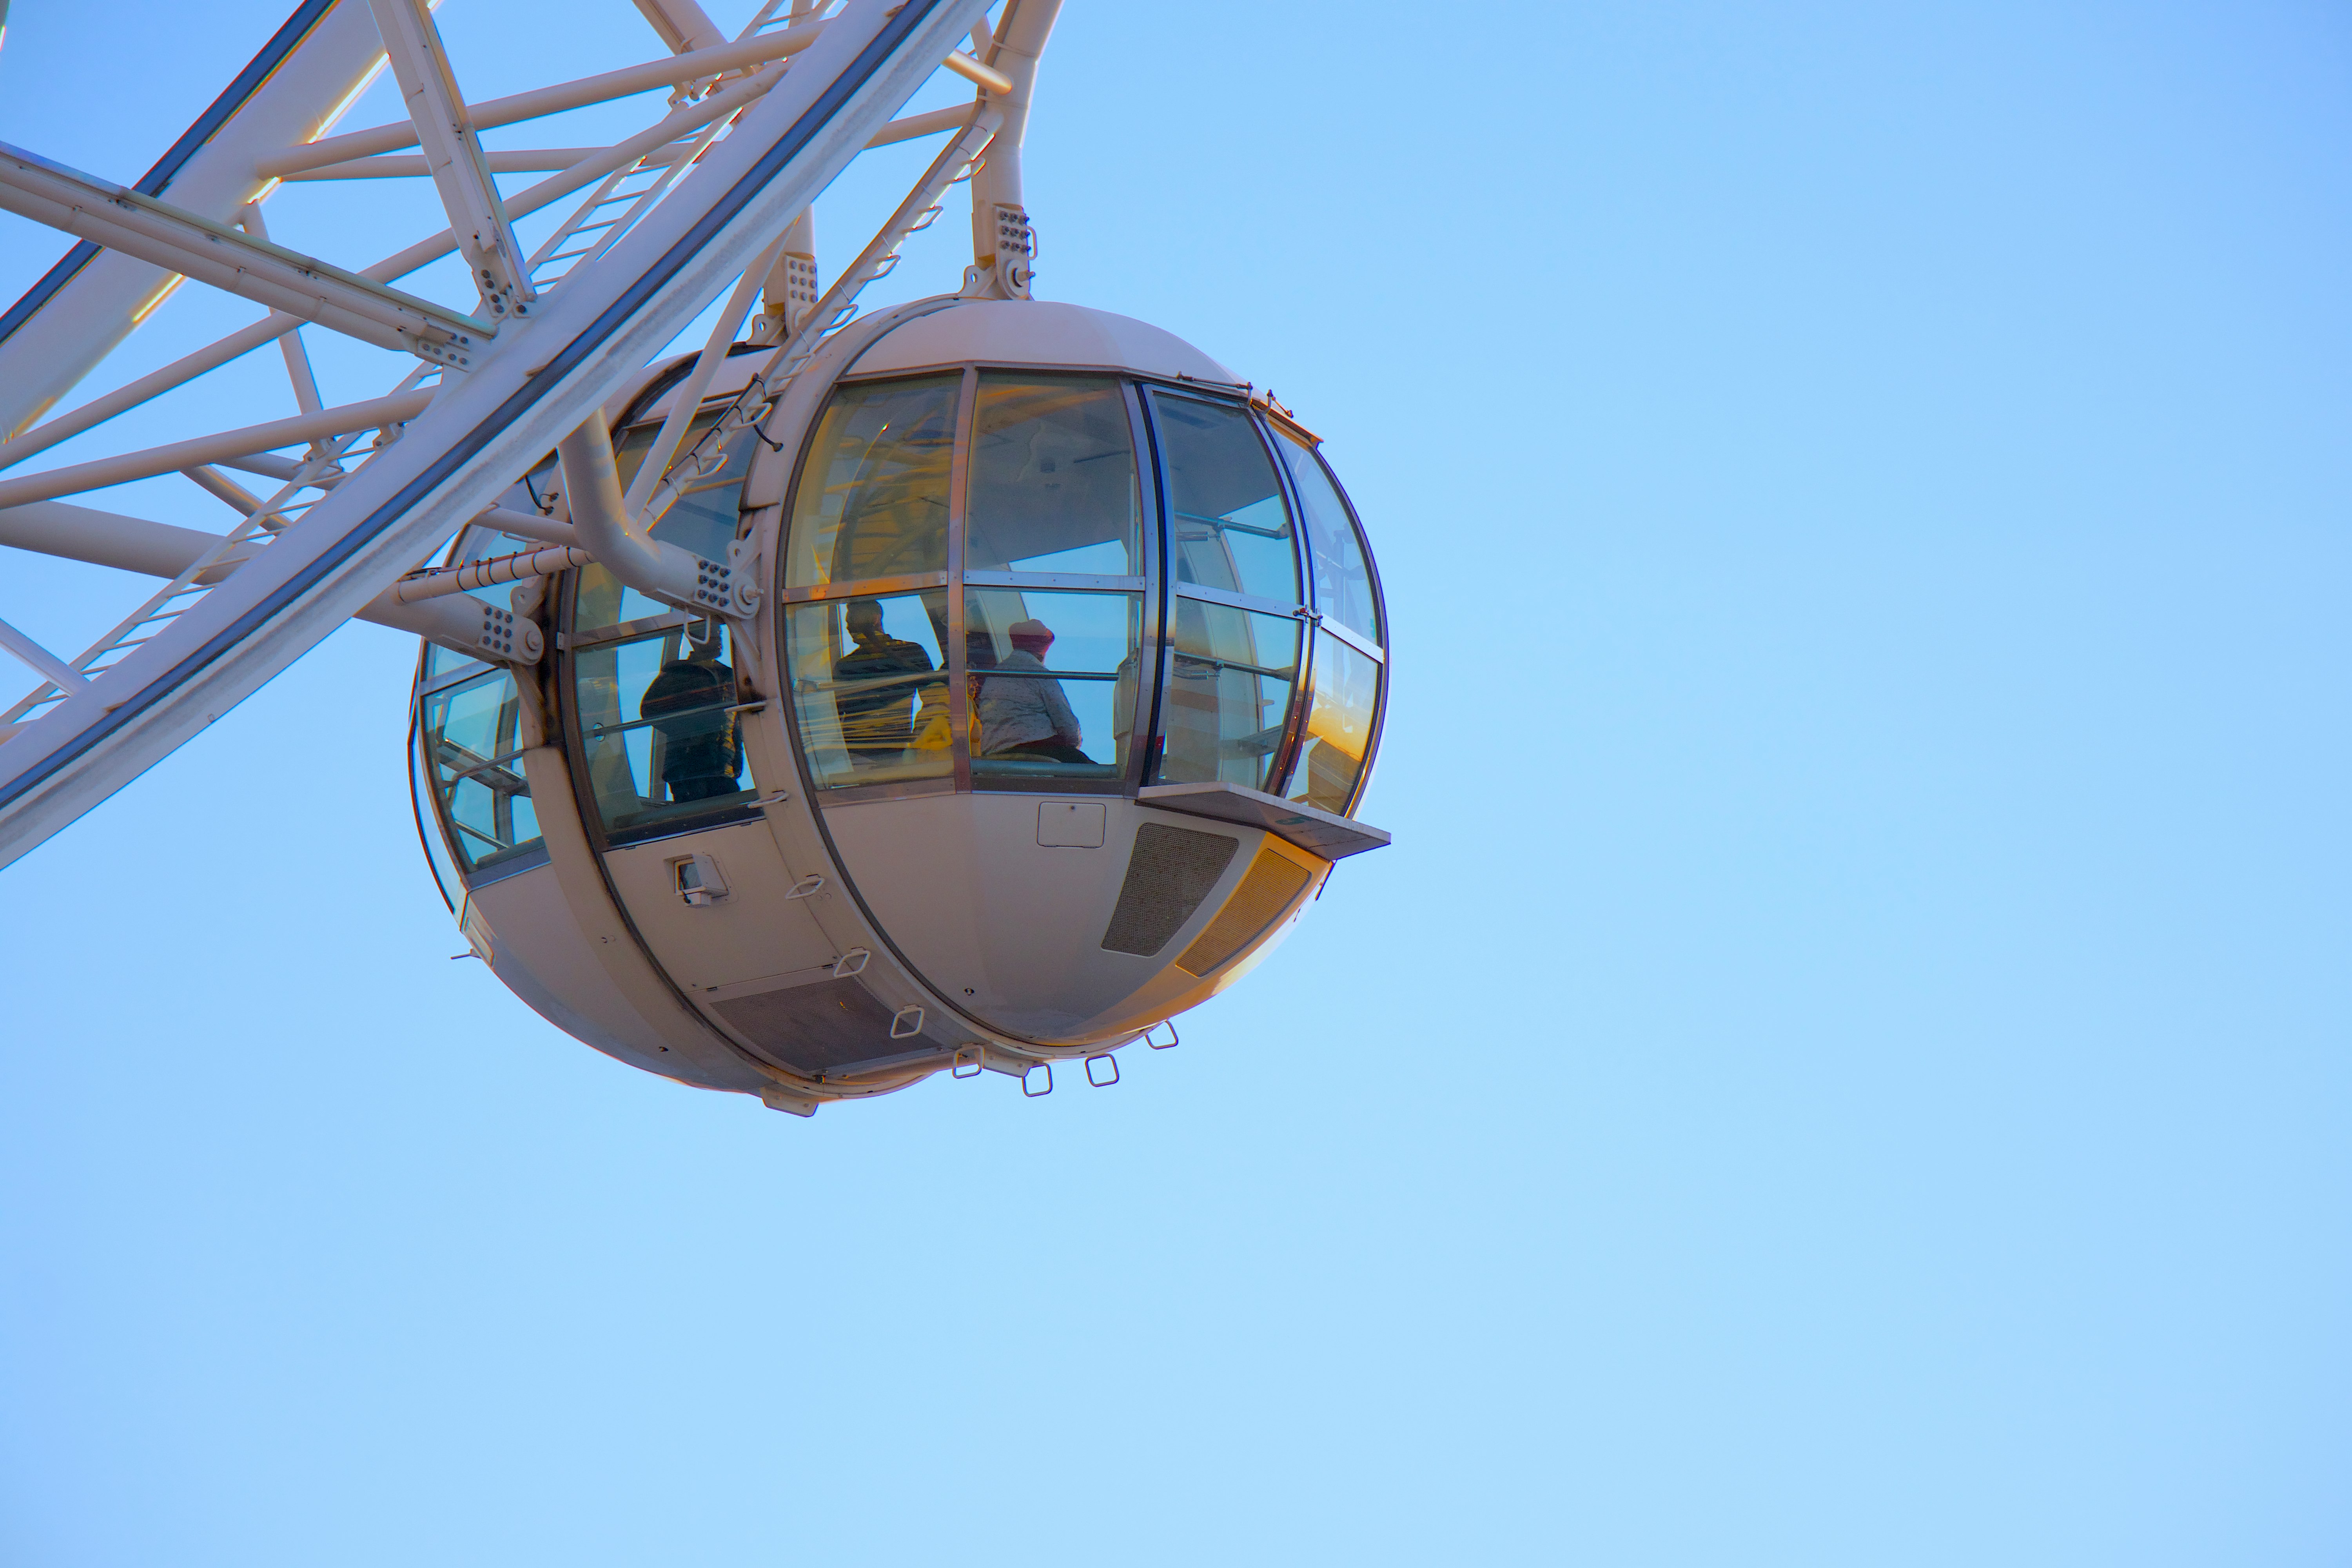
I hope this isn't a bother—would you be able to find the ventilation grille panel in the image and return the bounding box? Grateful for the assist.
[1100,823,1239,956]
[710,978,909,1074]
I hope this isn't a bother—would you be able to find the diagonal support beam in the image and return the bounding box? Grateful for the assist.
[259,18,831,178]
[0,391,434,510]
[0,143,491,365]
[364,0,537,321]
[0,618,87,691]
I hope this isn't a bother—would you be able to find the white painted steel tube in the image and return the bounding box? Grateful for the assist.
[0,84,979,471]
[285,104,980,181]
[391,544,592,601]
[0,78,771,471]
[967,0,1060,286]
[940,51,1014,95]
[0,145,488,357]
[0,497,528,660]
[472,506,582,549]
[0,390,432,510]
[0,499,263,581]
[559,411,695,602]
[0,618,86,690]
[257,18,832,176]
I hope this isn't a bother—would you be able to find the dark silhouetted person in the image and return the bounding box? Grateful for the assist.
[642,639,742,802]
[833,598,933,763]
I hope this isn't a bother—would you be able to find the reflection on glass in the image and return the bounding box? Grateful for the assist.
[966,588,1140,782]
[786,592,951,790]
[784,376,958,590]
[421,668,542,871]
[1273,430,1380,643]
[1157,601,1298,791]
[1150,393,1300,607]
[1284,630,1377,815]
[966,376,1140,575]
[573,414,755,631]
[573,623,753,835]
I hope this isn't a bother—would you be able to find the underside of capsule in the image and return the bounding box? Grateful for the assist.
[409,296,1389,1113]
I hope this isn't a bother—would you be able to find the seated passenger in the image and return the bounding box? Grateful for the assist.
[833,599,934,764]
[642,643,742,802]
[976,618,1089,764]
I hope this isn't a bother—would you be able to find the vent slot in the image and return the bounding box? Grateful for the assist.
[1100,824,1239,956]
[1176,849,1313,977]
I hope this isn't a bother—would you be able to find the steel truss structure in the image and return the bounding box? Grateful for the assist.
[0,0,1059,869]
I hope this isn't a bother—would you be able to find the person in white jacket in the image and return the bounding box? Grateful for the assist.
[976,618,1088,763]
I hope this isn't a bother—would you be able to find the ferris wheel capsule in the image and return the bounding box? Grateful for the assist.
[412,294,1392,1113]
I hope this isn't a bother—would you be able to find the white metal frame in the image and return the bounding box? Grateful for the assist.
[0,0,1062,870]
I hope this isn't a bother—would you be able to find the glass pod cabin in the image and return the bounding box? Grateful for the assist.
[410,299,1390,1114]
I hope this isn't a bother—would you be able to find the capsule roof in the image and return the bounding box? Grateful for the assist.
[844,299,1240,383]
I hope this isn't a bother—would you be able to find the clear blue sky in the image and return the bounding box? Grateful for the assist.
[2,2,2348,1563]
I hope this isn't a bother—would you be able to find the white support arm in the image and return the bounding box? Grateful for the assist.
[633,0,728,57]
[557,412,737,615]
[364,0,537,319]
[0,143,489,365]
[0,499,540,664]
[966,0,1060,298]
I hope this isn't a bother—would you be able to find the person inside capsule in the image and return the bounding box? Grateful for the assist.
[640,633,743,802]
[832,597,934,769]
[977,617,1086,764]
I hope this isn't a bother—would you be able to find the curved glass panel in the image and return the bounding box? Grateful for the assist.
[965,376,1141,575]
[1273,430,1381,644]
[573,624,754,836]
[786,591,951,790]
[784,375,959,590]
[409,709,465,909]
[1156,601,1299,791]
[966,587,1140,782]
[1149,392,1300,607]
[574,414,755,632]
[420,668,542,871]
[1282,629,1377,815]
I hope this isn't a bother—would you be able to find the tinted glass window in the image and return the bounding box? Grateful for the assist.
[785,376,959,590]
[1156,601,1299,791]
[1150,393,1300,607]
[785,591,951,791]
[1283,629,1377,815]
[1274,430,1380,643]
[966,587,1140,782]
[965,376,1141,575]
[421,668,541,871]
[573,623,754,835]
